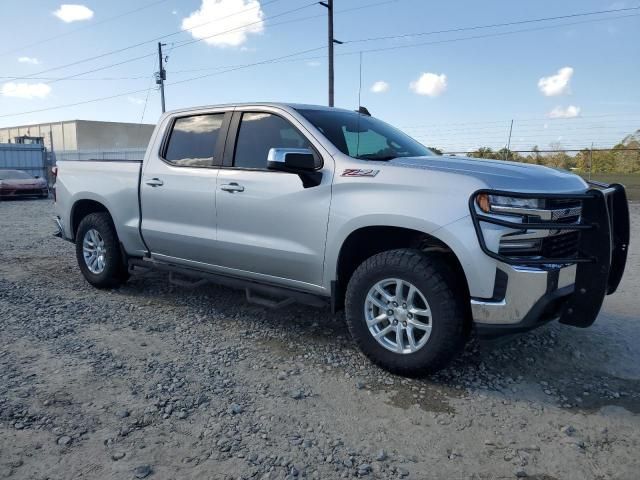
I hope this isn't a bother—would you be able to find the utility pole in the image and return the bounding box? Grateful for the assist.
[319,0,342,107]
[156,42,167,113]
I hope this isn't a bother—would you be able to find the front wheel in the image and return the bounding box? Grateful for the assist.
[75,212,127,289]
[345,249,467,376]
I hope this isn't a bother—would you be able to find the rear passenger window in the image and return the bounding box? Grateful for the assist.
[164,114,225,167]
[234,112,310,169]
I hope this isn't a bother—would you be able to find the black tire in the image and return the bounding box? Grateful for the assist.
[345,249,467,376]
[75,212,127,289]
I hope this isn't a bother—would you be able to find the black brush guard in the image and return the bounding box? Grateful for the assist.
[470,183,630,328]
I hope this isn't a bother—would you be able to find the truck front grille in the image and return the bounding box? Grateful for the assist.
[499,199,583,260]
[541,231,581,259]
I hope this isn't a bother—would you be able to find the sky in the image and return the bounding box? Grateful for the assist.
[0,0,639,152]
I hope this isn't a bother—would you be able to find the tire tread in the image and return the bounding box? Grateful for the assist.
[345,248,466,376]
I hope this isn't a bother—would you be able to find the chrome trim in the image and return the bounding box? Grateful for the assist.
[471,263,577,325]
[267,147,314,164]
[491,204,582,221]
[491,205,553,220]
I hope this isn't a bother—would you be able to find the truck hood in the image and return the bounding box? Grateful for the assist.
[387,155,588,193]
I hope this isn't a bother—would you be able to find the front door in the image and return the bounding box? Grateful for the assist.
[214,109,333,288]
[140,111,230,266]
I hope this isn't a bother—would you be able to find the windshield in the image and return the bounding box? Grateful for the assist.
[0,169,33,180]
[297,109,433,161]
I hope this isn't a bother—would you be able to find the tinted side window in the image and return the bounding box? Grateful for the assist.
[164,114,225,167]
[234,112,310,169]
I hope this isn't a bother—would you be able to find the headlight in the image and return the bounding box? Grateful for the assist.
[476,193,544,213]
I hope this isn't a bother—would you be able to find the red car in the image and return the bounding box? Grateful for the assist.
[0,169,49,199]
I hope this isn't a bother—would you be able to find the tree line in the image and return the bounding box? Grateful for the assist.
[429,131,640,174]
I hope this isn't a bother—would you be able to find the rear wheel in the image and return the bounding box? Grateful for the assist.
[75,212,127,289]
[345,249,467,376]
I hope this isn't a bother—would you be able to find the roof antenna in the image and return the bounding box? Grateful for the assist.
[356,51,363,157]
[355,51,371,116]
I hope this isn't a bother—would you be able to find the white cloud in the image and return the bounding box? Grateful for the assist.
[18,56,40,65]
[538,67,573,96]
[181,0,264,48]
[127,96,145,105]
[409,72,447,97]
[1,82,51,99]
[547,105,581,118]
[53,4,94,23]
[172,10,178,15]
[306,60,321,68]
[370,81,389,93]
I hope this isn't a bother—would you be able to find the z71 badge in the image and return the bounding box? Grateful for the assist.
[341,169,380,177]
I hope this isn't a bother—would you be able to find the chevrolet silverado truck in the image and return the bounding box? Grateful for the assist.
[53,103,630,375]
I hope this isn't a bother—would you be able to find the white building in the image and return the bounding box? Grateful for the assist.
[0,120,155,152]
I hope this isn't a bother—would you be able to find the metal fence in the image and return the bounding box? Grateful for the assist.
[0,144,47,180]
[54,148,146,162]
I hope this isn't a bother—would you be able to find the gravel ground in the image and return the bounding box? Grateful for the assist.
[1,199,639,480]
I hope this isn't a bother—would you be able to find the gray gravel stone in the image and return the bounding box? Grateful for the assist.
[375,449,387,461]
[289,390,304,400]
[134,464,152,478]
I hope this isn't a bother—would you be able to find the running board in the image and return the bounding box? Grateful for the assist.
[128,258,327,309]
[245,288,295,309]
[169,272,207,289]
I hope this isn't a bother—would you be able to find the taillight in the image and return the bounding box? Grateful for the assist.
[52,166,58,202]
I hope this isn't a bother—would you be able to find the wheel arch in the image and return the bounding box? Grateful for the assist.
[70,198,114,240]
[331,225,471,322]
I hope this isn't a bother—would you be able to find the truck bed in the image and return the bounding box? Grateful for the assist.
[54,159,148,256]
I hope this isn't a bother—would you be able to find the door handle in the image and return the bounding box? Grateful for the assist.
[145,178,164,187]
[220,182,244,193]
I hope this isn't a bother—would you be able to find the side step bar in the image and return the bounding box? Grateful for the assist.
[128,258,328,309]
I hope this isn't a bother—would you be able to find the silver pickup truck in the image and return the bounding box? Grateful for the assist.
[53,103,630,375]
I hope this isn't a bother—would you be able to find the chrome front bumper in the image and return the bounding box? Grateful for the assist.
[471,263,577,328]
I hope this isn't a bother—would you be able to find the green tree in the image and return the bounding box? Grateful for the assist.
[468,147,499,159]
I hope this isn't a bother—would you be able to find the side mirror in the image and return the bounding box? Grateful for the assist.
[267,148,318,172]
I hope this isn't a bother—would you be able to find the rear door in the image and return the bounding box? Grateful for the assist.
[140,110,231,266]
[214,107,333,289]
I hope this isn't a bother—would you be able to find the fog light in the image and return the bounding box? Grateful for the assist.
[499,238,542,256]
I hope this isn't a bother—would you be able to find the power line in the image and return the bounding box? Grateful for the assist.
[0,75,152,81]
[10,0,397,86]
[16,2,318,87]
[167,46,326,88]
[2,5,639,119]
[7,2,626,87]
[401,113,640,129]
[338,12,640,57]
[0,0,170,57]
[5,0,289,82]
[343,5,640,44]
[0,45,325,119]
[162,4,639,76]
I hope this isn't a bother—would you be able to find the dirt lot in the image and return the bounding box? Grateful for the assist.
[1,200,639,480]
